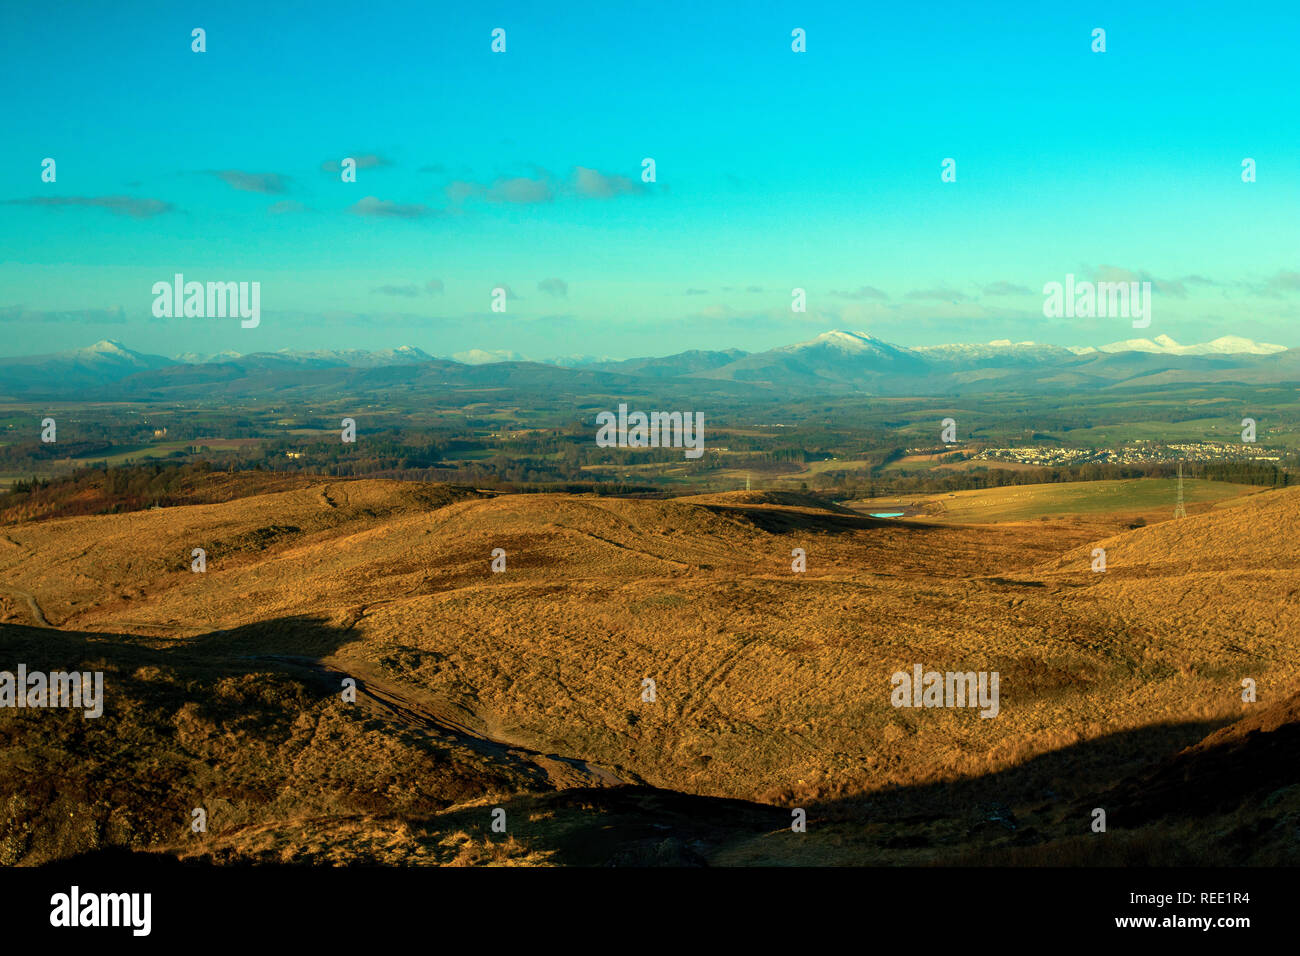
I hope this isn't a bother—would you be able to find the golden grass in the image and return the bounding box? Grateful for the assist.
[2,477,1297,865]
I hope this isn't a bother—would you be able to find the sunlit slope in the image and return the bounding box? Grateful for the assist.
[3,479,1296,811]
[1058,483,1300,572]
[1,482,1059,632]
[1040,486,1300,684]
[0,481,483,627]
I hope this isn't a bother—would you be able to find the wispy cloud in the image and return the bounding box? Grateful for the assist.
[446,164,646,205]
[371,284,421,297]
[1089,264,1187,298]
[350,196,437,218]
[0,305,127,324]
[445,180,480,204]
[447,174,555,204]
[981,280,1033,296]
[572,166,645,198]
[830,286,890,301]
[537,277,568,297]
[206,170,290,194]
[320,154,392,173]
[426,278,444,295]
[905,286,971,302]
[0,195,176,217]
[488,176,554,203]
[1266,270,1300,293]
[267,200,307,215]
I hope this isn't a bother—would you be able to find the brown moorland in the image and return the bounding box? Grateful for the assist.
[1,478,1296,865]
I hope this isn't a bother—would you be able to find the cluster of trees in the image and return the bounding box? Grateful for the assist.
[822,459,1289,498]
[1193,460,1291,486]
[0,461,218,522]
[0,439,116,465]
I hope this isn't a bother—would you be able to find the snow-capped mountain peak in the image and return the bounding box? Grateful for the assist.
[1199,335,1287,355]
[783,330,912,357]
[794,330,885,352]
[77,339,159,366]
[86,339,135,356]
[1096,334,1286,355]
[1098,337,1164,353]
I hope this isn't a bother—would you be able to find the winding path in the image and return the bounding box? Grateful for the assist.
[0,583,51,627]
[253,653,630,790]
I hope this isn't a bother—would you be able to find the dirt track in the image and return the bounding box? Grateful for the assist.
[254,654,631,790]
[0,584,50,627]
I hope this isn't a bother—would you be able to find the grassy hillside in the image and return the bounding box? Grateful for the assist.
[1,477,1297,864]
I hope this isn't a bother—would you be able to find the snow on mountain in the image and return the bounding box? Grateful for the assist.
[914,339,1074,361]
[175,349,244,364]
[0,339,174,391]
[77,339,166,367]
[542,354,614,368]
[1192,335,1287,355]
[700,329,927,384]
[1097,337,1167,353]
[785,329,893,353]
[908,333,1286,358]
[1095,334,1286,355]
[175,345,436,366]
[4,331,1294,403]
[256,346,436,367]
[452,348,525,365]
[336,345,435,366]
[779,329,921,361]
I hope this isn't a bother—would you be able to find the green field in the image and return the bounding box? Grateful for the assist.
[850,478,1264,523]
[64,438,260,466]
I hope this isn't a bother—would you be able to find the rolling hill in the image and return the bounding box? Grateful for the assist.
[1,476,1296,864]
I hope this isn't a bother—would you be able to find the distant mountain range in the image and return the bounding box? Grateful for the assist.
[1087,334,1287,356]
[173,344,437,368]
[1,330,1296,400]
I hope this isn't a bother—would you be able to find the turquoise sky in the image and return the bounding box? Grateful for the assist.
[2,0,1298,360]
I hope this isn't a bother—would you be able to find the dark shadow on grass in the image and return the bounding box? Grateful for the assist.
[701,503,947,536]
[3,619,1296,867]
